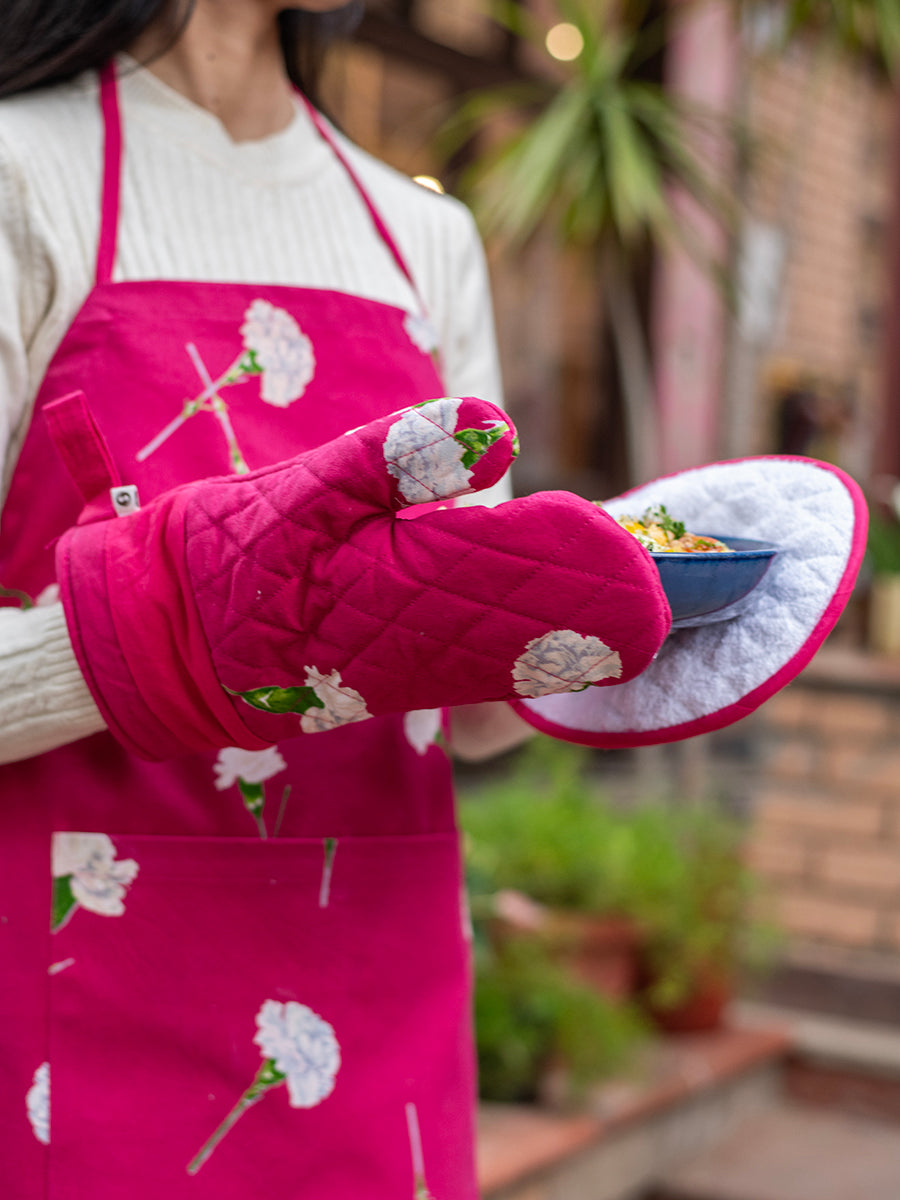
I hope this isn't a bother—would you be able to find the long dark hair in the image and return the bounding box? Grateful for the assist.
[0,1,364,101]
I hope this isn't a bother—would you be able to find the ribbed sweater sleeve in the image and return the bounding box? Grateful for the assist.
[0,63,509,763]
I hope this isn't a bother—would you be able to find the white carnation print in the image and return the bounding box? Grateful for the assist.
[512,629,623,698]
[299,667,371,734]
[51,833,139,932]
[213,746,288,838]
[403,709,443,756]
[240,299,315,407]
[404,312,439,355]
[26,1062,50,1146]
[254,1000,341,1107]
[187,1000,340,1175]
[213,746,287,790]
[383,397,470,503]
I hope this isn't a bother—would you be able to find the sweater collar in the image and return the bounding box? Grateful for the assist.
[115,54,335,185]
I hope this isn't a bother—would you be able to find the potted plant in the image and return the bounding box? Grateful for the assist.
[614,798,778,1032]
[459,739,777,1040]
[460,738,642,1000]
[472,930,648,1104]
[441,0,734,485]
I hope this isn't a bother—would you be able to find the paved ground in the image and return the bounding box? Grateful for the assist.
[653,1102,900,1200]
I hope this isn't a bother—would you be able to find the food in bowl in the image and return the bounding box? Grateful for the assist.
[596,504,779,625]
[613,505,731,554]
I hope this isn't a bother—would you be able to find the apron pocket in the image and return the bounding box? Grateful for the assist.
[47,832,476,1200]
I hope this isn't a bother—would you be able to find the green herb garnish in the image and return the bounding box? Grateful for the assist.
[641,504,685,542]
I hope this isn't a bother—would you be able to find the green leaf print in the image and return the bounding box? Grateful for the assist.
[237,780,265,817]
[227,685,326,715]
[453,423,509,468]
[237,778,269,839]
[246,1058,287,1099]
[0,584,34,609]
[187,1058,286,1176]
[319,838,338,908]
[224,348,264,384]
[51,874,77,932]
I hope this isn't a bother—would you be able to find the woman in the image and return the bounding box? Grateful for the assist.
[0,2,668,1196]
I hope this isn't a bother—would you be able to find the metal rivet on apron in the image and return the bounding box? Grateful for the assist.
[110,485,140,515]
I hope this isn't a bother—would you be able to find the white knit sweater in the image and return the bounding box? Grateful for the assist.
[0,58,507,764]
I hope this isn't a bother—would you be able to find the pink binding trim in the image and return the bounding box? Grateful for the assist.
[511,456,870,748]
[96,60,123,286]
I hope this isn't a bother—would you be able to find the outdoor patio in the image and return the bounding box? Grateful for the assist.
[477,1003,900,1199]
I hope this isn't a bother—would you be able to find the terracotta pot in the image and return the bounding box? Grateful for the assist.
[488,894,640,1001]
[541,911,641,1001]
[642,968,732,1033]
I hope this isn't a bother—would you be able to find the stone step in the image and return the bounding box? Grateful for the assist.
[651,1103,900,1200]
[477,1028,789,1200]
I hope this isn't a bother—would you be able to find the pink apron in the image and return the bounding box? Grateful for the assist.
[0,64,474,1199]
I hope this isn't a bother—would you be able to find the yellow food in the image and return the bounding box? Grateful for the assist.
[613,505,731,554]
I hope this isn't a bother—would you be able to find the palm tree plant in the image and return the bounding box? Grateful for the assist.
[443,0,735,485]
[768,0,900,74]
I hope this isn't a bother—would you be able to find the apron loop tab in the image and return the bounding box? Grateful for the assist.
[44,390,131,523]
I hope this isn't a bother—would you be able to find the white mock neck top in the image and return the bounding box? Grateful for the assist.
[0,57,507,762]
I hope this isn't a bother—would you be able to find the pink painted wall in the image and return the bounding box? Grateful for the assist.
[652,0,738,475]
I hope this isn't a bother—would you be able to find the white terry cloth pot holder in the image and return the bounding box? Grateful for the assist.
[512,456,868,747]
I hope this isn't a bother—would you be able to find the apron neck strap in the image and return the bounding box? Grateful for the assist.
[296,93,424,307]
[96,60,123,287]
[94,65,432,321]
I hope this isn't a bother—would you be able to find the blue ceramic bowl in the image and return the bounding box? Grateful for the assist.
[652,537,779,627]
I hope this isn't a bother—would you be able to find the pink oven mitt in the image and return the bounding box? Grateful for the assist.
[55,396,671,760]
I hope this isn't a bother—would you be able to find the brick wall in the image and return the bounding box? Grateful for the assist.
[735,37,895,478]
[747,655,900,965]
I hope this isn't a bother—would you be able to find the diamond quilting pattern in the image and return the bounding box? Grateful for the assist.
[180,399,670,736]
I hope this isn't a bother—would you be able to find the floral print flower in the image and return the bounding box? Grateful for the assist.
[138,301,314,470]
[213,746,287,790]
[384,397,469,503]
[299,667,371,734]
[26,1062,50,1146]
[187,1000,340,1175]
[228,670,371,734]
[240,300,315,407]
[213,746,288,837]
[403,312,439,356]
[254,1000,341,1108]
[384,397,511,504]
[51,833,139,932]
[403,709,443,756]
[512,629,623,698]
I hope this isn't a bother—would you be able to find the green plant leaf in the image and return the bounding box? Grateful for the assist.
[867,507,900,573]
